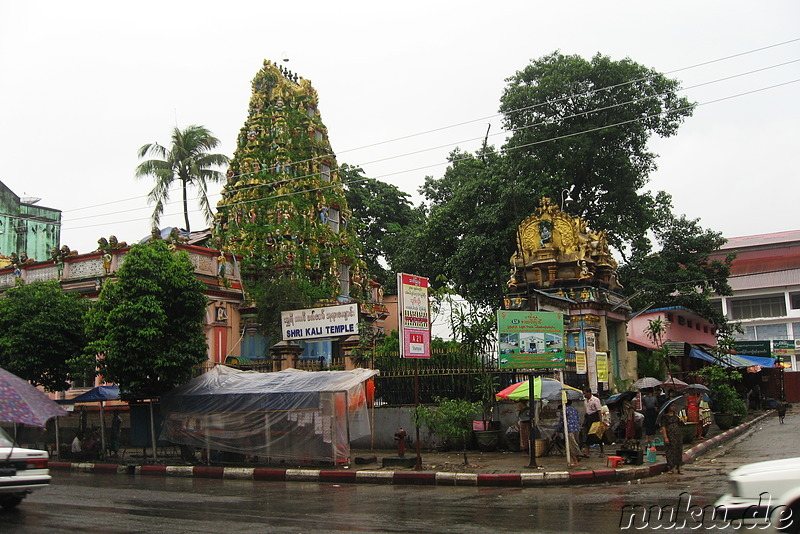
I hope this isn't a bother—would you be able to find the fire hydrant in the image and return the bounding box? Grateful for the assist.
[394,428,407,457]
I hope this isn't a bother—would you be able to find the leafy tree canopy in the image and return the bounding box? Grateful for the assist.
[412,146,515,307]
[0,281,88,392]
[617,211,734,325]
[83,241,208,398]
[500,51,695,256]
[249,276,333,345]
[342,164,424,292]
[399,52,718,321]
[136,124,230,232]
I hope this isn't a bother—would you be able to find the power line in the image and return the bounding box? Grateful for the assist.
[61,67,800,228]
[61,38,800,216]
[61,76,800,233]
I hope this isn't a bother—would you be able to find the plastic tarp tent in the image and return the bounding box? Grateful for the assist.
[160,366,378,465]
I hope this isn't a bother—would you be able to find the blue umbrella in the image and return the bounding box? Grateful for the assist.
[64,385,122,458]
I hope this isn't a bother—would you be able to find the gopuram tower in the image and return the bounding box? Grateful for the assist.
[214,61,368,302]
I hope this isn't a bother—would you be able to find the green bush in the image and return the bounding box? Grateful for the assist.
[412,396,481,464]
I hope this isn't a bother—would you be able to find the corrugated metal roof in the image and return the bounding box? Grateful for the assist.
[721,230,800,250]
[727,269,800,291]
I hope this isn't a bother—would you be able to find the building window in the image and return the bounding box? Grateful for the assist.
[315,130,323,142]
[730,295,787,320]
[703,326,708,333]
[678,316,685,326]
[321,164,331,182]
[687,320,693,329]
[338,264,350,297]
[790,292,800,310]
[328,208,340,233]
[755,323,788,340]
[737,323,789,341]
[667,313,674,322]
[735,326,756,341]
[792,322,800,338]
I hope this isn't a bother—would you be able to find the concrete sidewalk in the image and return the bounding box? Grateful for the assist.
[49,412,773,487]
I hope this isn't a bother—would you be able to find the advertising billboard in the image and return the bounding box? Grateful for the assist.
[397,273,431,358]
[497,310,565,369]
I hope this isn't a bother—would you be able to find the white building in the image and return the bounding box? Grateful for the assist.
[710,230,800,371]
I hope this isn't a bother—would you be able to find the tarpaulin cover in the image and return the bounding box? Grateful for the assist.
[688,348,776,369]
[63,385,120,403]
[160,366,378,464]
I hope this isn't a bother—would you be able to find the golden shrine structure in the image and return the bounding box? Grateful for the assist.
[505,198,635,392]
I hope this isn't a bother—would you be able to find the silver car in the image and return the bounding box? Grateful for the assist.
[0,426,51,509]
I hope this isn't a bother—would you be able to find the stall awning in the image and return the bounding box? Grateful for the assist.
[687,348,776,368]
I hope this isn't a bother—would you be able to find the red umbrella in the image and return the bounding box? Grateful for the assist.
[0,368,68,427]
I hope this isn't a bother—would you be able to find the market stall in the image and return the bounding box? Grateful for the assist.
[160,366,378,465]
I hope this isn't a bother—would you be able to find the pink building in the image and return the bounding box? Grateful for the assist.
[627,306,717,350]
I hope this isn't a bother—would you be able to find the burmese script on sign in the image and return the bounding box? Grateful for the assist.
[281,303,359,341]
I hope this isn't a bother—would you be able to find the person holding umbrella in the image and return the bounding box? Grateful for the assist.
[642,389,659,444]
[661,401,685,474]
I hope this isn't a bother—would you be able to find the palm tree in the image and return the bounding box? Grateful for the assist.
[135,125,230,233]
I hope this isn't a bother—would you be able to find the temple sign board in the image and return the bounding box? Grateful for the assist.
[497,310,565,370]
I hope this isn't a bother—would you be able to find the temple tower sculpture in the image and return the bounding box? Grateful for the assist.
[214,60,368,302]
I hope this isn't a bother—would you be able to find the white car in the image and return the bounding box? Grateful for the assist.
[716,457,800,533]
[0,426,51,510]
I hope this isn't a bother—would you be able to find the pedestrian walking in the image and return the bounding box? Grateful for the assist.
[581,386,601,457]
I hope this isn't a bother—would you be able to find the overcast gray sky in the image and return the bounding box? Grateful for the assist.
[1,1,798,256]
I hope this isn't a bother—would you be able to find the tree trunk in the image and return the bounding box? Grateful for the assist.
[182,180,190,232]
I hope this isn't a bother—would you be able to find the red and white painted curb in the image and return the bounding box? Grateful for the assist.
[49,412,771,487]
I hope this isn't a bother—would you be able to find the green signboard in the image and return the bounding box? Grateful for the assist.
[734,340,771,358]
[497,310,565,369]
[773,339,796,356]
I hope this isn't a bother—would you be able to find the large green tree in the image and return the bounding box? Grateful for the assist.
[136,124,230,232]
[617,211,734,325]
[404,52,700,309]
[342,164,423,291]
[500,51,695,256]
[83,241,208,398]
[0,281,88,392]
[412,146,516,307]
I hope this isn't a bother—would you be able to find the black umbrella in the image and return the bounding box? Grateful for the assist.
[656,394,687,425]
[605,390,637,407]
[683,384,710,395]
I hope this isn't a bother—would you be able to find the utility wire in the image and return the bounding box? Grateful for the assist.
[62,38,800,216]
[62,70,800,227]
[62,76,800,233]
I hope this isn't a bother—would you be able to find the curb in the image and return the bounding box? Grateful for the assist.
[48,412,772,488]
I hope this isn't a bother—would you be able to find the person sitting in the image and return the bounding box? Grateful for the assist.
[71,433,82,457]
[83,430,102,459]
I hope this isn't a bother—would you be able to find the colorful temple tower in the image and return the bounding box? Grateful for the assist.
[214,60,368,302]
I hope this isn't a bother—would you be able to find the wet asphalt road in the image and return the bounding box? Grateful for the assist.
[2,412,796,533]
